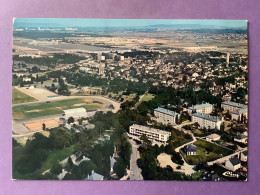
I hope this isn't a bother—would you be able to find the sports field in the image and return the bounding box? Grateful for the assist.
[12,88,37,104]
[24,119,59,132]
[12,98,104,120]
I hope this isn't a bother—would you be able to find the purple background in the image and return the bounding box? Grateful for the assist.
[1,0,260,194]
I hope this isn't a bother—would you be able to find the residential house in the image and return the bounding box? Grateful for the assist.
[206,134,221,142]
[225,157,241,171]
[240,150,248,162]
[234,134,247,144]
[184,144,198,155]
[85,170,104,180]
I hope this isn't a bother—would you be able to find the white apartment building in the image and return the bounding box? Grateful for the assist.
[187,103,213,115]
[192,113,223,130]
[231,107,248,121]
[128,124,171,144]
[154,107,179,125]
[23,77,31,82]
[63,107,88,120]
[221,101,247,112]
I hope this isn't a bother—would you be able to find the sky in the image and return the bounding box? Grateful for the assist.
[14,18,247,29]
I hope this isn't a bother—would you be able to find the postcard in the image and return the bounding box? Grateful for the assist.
[12,19,248,181]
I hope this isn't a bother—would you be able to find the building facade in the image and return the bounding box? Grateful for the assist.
[187,103,213,115]
[221,101,247,112]
[128,124,171,144]
[225,157,241,171]
[206,134,221,142]
[184,144,198,155]
[192,113,223,130]
[231,107,248,121]
[63,107,88,120]
[154,107,179,125]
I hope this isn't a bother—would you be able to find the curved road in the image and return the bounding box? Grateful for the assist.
[12,94,121,136]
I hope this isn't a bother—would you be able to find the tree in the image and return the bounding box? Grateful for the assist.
[220,122,225,131]
[19,80,24,87]
[79,161,96,179]
[68,117,74,124]
[67,156,74,169]
[42,123,46,130]
[175,114,180,124]
[50,161,63,175]
[140,134,152,149]
[76,133,95,155]
[49,128,73,149]
[113,157,127,178]
[63,173,78,180]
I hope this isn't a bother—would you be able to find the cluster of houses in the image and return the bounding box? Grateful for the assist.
[77,50,247,92]
[57,153,117,180]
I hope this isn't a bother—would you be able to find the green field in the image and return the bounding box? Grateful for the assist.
[181,139,233,165]
[40,145,75,173]
[140,93,155,102]
[12,88,37,104]
[12,98,104,120]
[181,147,220,165]
[194,139,232,156]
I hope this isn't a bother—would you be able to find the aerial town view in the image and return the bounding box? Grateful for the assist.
[12,19,248,181]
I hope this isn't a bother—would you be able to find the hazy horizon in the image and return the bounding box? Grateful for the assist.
[14,18,247,29]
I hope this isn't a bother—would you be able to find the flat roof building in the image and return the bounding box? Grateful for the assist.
[63,107,87,120]
[206,134,221,142]
[129,124,171,144]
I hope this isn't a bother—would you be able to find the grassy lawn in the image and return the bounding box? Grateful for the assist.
[181,147,220,165]
[12,98,104,120]
[140,93,155,102]
[181,139,233,165]
[193,129,203,136]
[194,139,232,156]
[12,87,37,104]
[39,145,75,173]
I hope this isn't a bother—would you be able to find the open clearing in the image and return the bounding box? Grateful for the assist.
[12,98,104,120]
[181,139,233,165]
[15,87,57,101]
[140,93,155,102]
[39,145,75,173]
[157,153,195,175]
[12,87,37,104]
[24,119,59,132]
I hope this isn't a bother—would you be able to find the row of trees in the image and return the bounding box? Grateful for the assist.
[13,128,74,179]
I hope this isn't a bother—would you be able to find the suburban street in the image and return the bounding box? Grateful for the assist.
[129,139,143,180]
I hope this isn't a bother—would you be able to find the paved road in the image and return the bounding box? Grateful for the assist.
[173,121,196,129]
[174,126,197,153]
[129,139,143,180]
